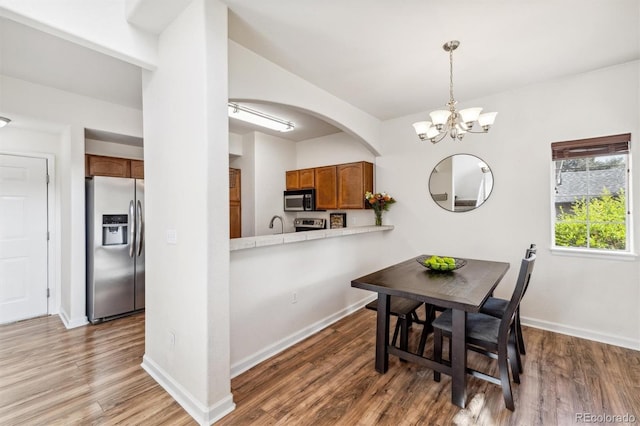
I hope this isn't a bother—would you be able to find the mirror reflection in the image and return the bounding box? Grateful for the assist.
[429,154,494,212]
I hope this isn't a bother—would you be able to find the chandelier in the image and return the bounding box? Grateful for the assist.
[412,40,497,143]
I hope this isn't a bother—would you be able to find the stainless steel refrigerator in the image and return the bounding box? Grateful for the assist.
[86,176,144,323]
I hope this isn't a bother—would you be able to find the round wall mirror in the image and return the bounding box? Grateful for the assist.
[428,154,494,212]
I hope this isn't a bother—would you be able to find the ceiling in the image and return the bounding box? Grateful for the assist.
[225,0,639,120]
[1,1,638,140]
[0,17,142,110]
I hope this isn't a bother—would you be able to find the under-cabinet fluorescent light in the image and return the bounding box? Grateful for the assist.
[228,103,294,132]
[0,117,11,128]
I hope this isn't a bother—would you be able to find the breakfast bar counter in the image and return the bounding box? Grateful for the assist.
[229,225,394,251]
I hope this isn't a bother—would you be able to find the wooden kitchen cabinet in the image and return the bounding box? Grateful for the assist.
[337,161,373,209]
[299,168,315,188]
[314,165,338,210]
[286,170,299,190]
[86,154,131,178]
[85,154,146,179]
[285,161,374,209]
[229,168,242,238]
[130,160,144,179]
[286,168,315,190]
[229,203,241,239]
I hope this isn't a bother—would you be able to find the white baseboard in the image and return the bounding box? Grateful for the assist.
[521,316,640,351]
[58,309,88,329]
[230,294,377,378]
[141,355,236,425]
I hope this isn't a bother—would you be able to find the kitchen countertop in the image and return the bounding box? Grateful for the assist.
[229,225,394,251]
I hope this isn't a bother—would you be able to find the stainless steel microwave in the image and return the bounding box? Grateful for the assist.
[284,189,316,211]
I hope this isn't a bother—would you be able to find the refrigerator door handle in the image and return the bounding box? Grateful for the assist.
[136,200,143,256]
[129,200,135,258]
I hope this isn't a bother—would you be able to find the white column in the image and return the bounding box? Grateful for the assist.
[140,0,233,423]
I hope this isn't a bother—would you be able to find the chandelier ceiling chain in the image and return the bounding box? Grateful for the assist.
[448,41,455,110]
[412,40,497,144]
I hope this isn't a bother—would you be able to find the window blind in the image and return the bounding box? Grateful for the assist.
[551,133,630,160]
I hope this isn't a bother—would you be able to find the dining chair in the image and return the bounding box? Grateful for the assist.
[481,243,536,357]
[431,254,536,411]
[365,297,431,353]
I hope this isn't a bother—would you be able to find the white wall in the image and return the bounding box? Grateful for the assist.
[229,41,381,155]
[85,139,144,159]
[0,75,143,327]
[231,131,381,236]
[230,230,390,375]
[378,61,640,349]
[228,132,242,157]
[0,0,157,68]
[140,0,234,423]
[253,132,296,235]
[296,131,376,168]
[296,131,380,227]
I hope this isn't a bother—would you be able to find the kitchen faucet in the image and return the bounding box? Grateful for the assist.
[268,215,284,234]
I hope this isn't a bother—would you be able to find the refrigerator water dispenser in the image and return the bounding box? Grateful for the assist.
[102,214,128,245]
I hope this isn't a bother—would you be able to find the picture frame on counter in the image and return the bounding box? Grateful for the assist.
[330,213,347,229]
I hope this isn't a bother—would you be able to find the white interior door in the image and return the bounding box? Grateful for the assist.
[0,154,48,324]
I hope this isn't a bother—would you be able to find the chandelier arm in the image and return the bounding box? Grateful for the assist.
[431,131,449,144]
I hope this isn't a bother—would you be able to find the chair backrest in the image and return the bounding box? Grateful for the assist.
[522,243,536,296]
[499,254,536,337]
[525,243,537,259]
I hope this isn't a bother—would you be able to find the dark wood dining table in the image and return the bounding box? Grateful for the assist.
[351,255,510,408]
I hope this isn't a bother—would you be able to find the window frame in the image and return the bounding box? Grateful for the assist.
[550,133,634,258]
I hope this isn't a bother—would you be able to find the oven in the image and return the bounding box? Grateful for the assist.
[294,218,326,232]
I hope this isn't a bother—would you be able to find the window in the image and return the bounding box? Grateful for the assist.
[552,133,631,252]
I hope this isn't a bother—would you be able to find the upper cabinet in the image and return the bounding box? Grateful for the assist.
[86,154,130,178]
[286,168,315,190]
[229,168,241,203]
[299,168,315,189]
[337,161,374,209]
[286,161,373,210]
[86,154,144,179]
[130,160,144,179]
[285,170,299,190]
[315,166,338,210]
[229,168,242,239]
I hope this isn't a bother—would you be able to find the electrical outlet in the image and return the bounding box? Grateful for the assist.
[168,331,176,348]
[292,292,298,304]
[351,217,357,225]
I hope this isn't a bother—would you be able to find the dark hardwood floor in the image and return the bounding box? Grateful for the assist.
[1,308,639,425]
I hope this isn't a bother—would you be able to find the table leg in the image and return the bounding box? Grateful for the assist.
[375,294,390,373]
[451,309,467,408]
